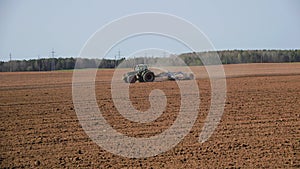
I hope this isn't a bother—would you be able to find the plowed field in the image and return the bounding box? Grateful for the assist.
[1,63,299,168]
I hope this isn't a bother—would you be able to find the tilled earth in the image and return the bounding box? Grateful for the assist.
[0,63,299,168]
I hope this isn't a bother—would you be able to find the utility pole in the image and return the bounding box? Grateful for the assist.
[163,51,166,57]
[114,50,121,68]
[116,49,121,68]
[51,48,55,71]
[38,55,41,71]
[114,54,117,68]
[133,56,135,67]
[9,53,12,72]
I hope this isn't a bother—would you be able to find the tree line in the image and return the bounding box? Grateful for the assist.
[0,57,125,72]
[0,49,299,72]
[178,49,300,66]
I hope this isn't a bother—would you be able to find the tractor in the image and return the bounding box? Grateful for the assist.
[123,64,155,83]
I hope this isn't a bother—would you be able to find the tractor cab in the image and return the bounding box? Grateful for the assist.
[134,64,149,72]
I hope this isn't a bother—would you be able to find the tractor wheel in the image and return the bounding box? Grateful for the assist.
[143,71,155,82]
[123,76,128,83]
[137,76,144,82]
[127,75,137,83]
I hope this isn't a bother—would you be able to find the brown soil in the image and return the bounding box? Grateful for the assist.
[0,63,299,168]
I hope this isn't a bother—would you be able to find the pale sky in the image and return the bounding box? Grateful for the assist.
[0,0,299,61]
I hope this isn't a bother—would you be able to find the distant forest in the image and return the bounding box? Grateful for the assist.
[1,49,299,72]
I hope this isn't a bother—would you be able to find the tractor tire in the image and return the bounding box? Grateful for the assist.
[127,75,137,83]
[143,71,155,82]
[123,76,128,83]
[137,76,144,82]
